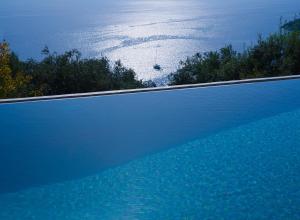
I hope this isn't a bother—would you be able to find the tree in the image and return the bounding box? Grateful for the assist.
[0,41,31,98]
[169,29,300,85]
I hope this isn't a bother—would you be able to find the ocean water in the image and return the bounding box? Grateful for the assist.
[1,0,300,82]
[0,108,299,219]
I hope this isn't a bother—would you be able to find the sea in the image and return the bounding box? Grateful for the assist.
[1,0,300,82]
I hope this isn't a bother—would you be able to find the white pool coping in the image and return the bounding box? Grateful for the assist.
[1,75,300,104]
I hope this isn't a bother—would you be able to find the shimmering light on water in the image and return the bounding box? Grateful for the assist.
[1,0,300,82]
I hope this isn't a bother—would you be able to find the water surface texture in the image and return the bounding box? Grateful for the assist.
[1,0,300,81]
[1,78,300,193]
[0,107,299,219]
[0,78,300,219]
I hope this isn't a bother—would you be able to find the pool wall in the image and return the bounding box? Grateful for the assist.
[0,76,300,193]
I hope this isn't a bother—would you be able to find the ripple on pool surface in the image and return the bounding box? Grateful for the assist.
[0,109,300,220]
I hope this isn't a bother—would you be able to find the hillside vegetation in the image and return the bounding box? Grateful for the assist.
[0,44,155,98]
[1,18,300,99]
[282,18,300,32]
[169,30,300,85]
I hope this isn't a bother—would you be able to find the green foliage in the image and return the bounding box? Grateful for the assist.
[0,41,32,98]
[169,30,300,85]
[0,45,155,98]
[282,15,300,32]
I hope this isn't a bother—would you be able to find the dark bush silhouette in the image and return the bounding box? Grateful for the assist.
[169,29,300,85]
[0,45,155,98]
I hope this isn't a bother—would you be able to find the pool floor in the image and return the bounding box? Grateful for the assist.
[0,109,299,220]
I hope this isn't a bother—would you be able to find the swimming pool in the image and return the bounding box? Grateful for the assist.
[0,76,300,219]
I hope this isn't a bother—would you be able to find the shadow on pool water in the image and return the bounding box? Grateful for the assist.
[0,109,299,220]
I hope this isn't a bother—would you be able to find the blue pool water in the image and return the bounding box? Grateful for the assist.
[0,108,300,219]
[0,78,300,219]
